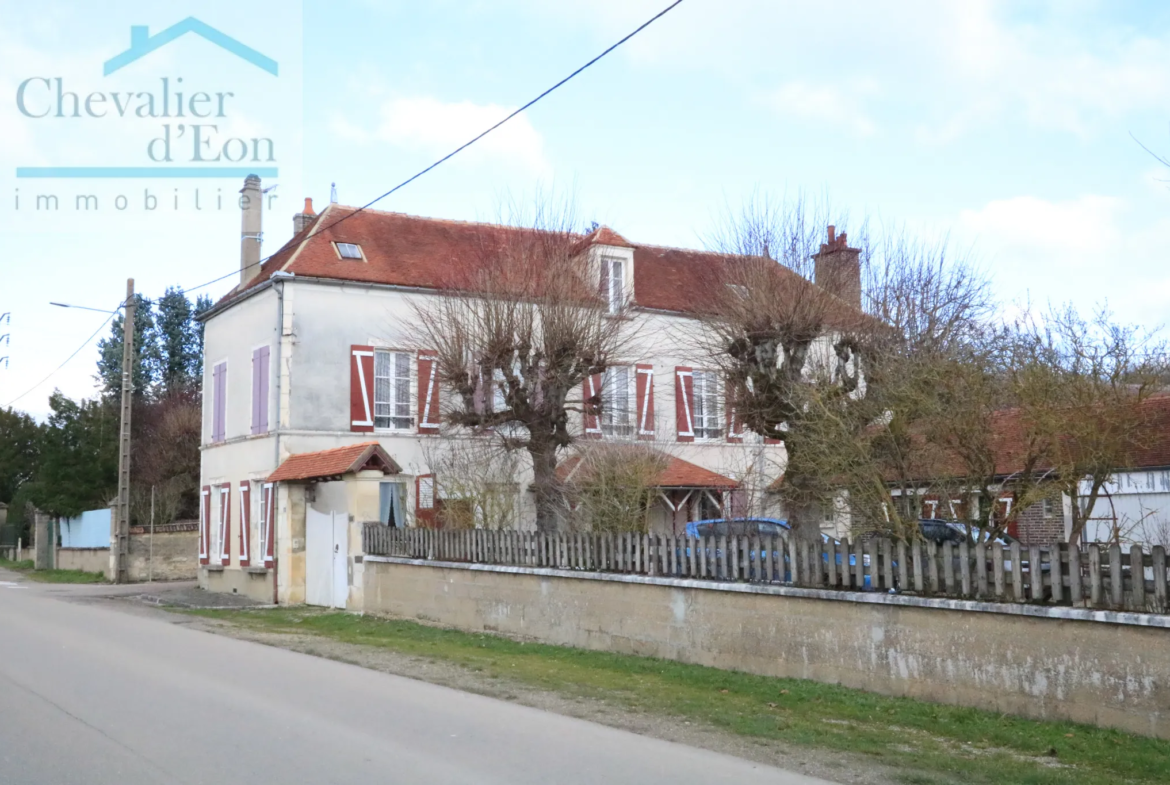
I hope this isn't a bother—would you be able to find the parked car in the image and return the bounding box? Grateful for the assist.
[917,519,1016,546]
[685,517,790,539]
[678,518,872,589]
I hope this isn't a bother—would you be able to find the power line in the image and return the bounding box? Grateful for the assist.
[11,0,686,406]
[4,304,122,408]
[176,0,685,298]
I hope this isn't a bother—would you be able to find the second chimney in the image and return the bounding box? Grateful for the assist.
[813,224,861,309]
[293,197,316,236]
[240,174,263,285]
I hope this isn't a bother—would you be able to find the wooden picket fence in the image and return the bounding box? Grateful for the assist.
[363,524,1170,614]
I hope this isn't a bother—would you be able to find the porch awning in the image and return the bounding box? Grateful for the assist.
[557,450,738,490]
[267,442,402,483]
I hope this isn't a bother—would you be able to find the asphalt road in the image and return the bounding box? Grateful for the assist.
[0,573,836,785]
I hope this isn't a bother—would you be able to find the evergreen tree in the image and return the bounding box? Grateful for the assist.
[31,392,118,518]
[96,294,159,399]
[155,287,199,395]
[0,407,42,505]
[193,294,213,386]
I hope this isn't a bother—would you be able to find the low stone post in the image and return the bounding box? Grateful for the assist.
[34,511,52,570]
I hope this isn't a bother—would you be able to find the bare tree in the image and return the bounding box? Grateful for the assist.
[409,198,632,532]
[1007,305,1168,545]
[420,438,522,531]
[564,443,671,534]
[698,194,995,540]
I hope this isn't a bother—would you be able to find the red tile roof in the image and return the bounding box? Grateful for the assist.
[557,450,738,489]
[268,442,402,483]
[216,207,859,322]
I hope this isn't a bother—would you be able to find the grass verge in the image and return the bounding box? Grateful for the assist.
[188,607,1169,785]
[0,557,106,583]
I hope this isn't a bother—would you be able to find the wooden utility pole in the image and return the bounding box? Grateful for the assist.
[114,279,134,584]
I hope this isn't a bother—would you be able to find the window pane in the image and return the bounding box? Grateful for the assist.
[610,260,623,311]
[374,351,392,428]
[602,366,631,436]
[393,352,411,428]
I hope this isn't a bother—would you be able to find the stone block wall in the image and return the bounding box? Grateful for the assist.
[364,559,1170,740]
[127,522,199,581]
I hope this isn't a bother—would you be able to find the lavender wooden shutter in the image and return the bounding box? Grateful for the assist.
[255,346,270,434]
[212,363,227,442]
[251,350,261,434]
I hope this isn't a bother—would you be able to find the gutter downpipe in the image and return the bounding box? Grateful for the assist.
[271,271,293,604]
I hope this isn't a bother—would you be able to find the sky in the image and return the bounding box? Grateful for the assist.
[3,0,1170,419]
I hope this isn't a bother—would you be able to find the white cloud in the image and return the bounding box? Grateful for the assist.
[764,80,878,137]
[958,195,1124,262]
[955,194,1170,327]
[331,96,548,173]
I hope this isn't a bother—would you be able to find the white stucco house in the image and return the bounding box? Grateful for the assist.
[197,177,864,605]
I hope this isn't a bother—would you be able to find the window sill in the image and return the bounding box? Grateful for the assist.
[243,566,270,575]
[205,564,225,572]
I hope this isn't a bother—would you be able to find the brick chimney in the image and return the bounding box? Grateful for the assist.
[293,197,316,236]
[239,174,263,285]
[813,225,861,308]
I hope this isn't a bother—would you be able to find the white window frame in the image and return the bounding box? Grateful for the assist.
[258,482,274,564]
[601,365,634,438]
[253,480,265,562]
[602,257,625,314]
[691,369,722,440]
[216,485,229,565]
[373,349,413,431]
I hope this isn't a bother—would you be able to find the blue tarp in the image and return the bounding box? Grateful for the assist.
[59,509,111,549]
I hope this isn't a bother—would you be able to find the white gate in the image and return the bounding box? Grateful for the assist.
[306,508,349,609]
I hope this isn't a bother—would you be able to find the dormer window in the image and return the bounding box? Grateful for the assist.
[335,242,363,260]
[599,257,625,313]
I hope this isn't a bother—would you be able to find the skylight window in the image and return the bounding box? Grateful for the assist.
[336,242,363,260]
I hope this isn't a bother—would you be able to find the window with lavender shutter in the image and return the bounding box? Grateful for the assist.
[212,362,227,442]
[252,346,270,434]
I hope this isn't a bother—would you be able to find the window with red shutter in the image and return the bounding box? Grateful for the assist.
[416,474,436,527]
[218,485,231,565]
[350,345,375,432]
[417,350,441,433]
[238,482,251,567]
[262,482,275,567]
[635,364,655,439]
[674,367,694,442]
[582,373,603,438]
[199,486,211,565]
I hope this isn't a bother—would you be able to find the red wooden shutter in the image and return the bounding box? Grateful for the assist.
[238,482,251,567]
[582,373,603,439]
[350,345,375,432]
[417,350,441,433]
[416,474,437,528]
[674,367,694,442]
[635,364,655,440]
[199,486,211,565]
[263,483,276,567]
[219,485,231,565]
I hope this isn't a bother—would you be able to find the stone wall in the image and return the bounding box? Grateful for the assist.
[55,548,108,575]
[364,558,1170,740]
[127,523,199,582]
[51,523,199,582]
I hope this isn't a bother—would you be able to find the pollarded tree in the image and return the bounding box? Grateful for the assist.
[409,200,632,532]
